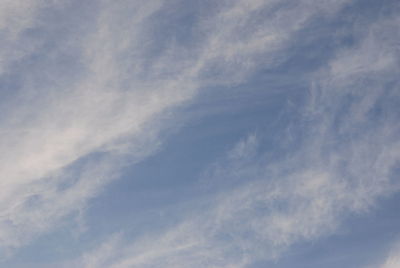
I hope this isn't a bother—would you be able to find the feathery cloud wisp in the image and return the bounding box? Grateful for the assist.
[0,0,354,256]
[70,6,400,267]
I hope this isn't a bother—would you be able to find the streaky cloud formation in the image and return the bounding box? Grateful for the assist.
[70,2,400,268]
[0,0,399,267]
[0,0,349,254]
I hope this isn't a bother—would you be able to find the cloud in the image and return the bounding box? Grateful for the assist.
[0,0,355,258]
[70,5,400,267]
[381,257,400,268]
[368,241,400,268]
[2,0,399,267]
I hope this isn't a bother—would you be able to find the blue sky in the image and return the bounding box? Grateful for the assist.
[0,0,399,267]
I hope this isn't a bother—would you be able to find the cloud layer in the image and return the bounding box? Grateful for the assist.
[68,1,400,268]
[0,0,399,267]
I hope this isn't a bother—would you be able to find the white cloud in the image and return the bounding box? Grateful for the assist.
[380,250,400,268]
[0,0,354,258]
[368,242,400,268]
[71,6,400,267]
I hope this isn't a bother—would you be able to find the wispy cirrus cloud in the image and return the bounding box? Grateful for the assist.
[70,5,400,267]
[365,240,400,268]
[378,243,400,268]
[0,0,356,259]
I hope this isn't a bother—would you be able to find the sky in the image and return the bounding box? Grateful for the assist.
[0,0,399,267]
